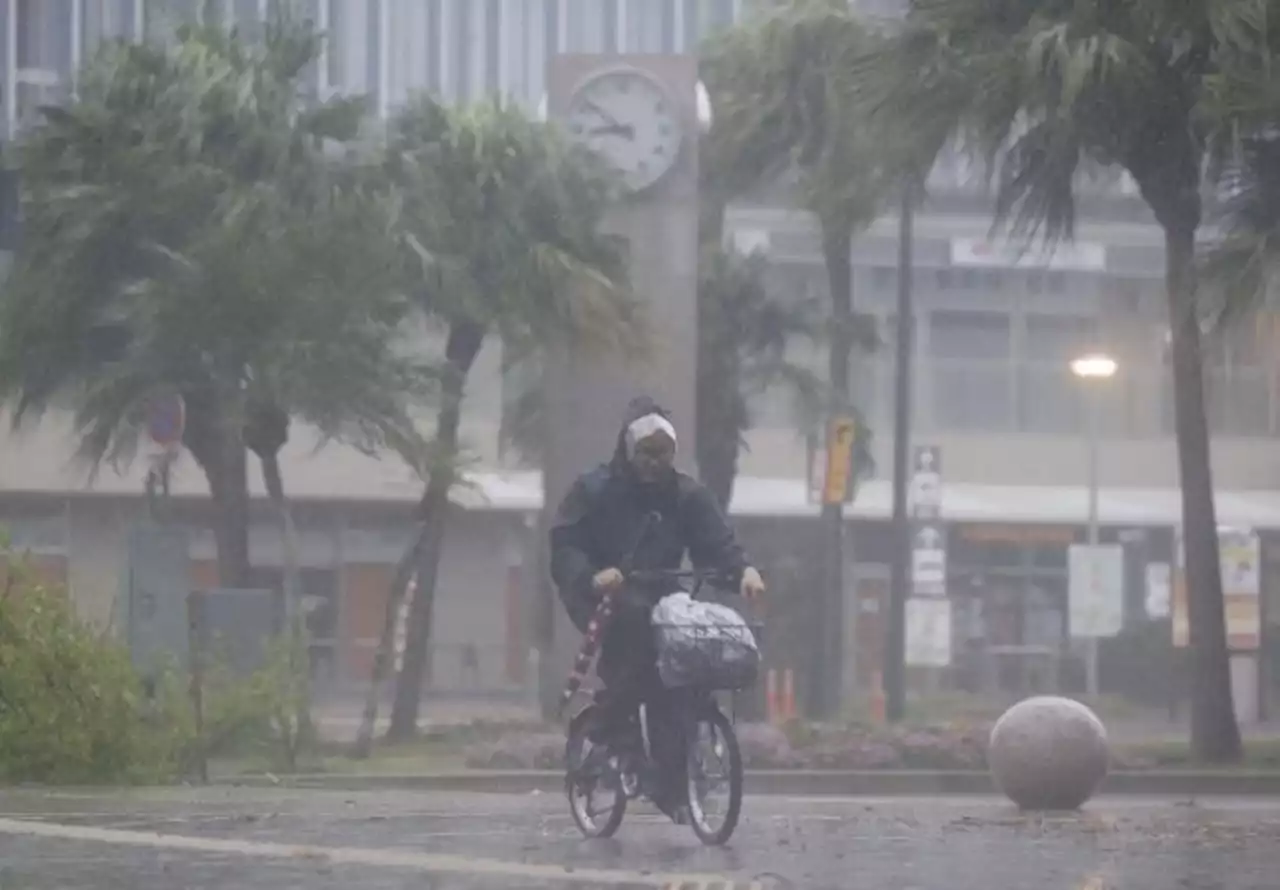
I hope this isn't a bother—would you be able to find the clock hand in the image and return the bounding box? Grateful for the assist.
[584,99,623,128]
[588,122,635,139]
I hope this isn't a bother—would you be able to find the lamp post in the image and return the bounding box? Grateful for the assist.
[1070,352,1118,697]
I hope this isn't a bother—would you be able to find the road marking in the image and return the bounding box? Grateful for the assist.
[0,816,755,888]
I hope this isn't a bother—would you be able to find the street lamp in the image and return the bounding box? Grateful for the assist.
[1070,352,1118,697]
[1070,354,1118,380]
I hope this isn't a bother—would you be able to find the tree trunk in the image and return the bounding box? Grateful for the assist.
[699,192,727,252]
[189,419,250,589]
[695,193,742,510]
[258,452,300,619]
[1163,223,1242,763]
[696,394,741,512]
[260,449,314,768]
[350,525,430,758]
[386,319,486,742]
[816,223,853,720]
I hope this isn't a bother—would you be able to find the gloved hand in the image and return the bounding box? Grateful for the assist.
[740,566,766,600]
[592,567,624,594]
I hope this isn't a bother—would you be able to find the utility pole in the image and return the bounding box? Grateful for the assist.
[885,180,915,722]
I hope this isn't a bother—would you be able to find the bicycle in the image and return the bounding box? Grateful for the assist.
[562,566,761,847]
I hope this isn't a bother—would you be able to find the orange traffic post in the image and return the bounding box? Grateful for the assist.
[870,670,887,724]
[765,668,779,724]
[781,668,796,722]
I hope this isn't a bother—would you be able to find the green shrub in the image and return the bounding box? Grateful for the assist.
[183,625,316,773]
[0,538,313,783]
[0,555,158,783]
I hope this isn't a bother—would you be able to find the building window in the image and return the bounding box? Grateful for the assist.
[660,0,677,52]
[366,0,382,110]
[625,0,666,52]
[423,0,441,94]
[929,309,1013,430]
[602,0,619,52]
[233,0,266,40]
[325,0,343,91]
[485,0,500,95]
[1201,317,1273,436]
[701,0,736,35]
[871,266,896,293]
[82,0,136,55]
[544,0,560,57]
[567,0,608,52]
[18,0,72,73]
[682,0,699,50]
[1018,313,1097,434]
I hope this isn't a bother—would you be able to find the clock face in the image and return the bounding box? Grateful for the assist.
[565,69,684,194]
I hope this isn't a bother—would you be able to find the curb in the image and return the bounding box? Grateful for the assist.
[215,769,1280,797]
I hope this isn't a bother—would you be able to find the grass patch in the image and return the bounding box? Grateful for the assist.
[840,691,1144,727]
[1116,736,1280,770]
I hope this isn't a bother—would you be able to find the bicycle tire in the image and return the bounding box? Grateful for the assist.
[564,705,627,839]
[685,702,743,846]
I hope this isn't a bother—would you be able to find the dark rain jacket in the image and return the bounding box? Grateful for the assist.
[549,397,749,633]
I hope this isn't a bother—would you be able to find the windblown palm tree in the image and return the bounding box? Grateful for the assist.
[360,96,642,745]
[847,0,1280,761]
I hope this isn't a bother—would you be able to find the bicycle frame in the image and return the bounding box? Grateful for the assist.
[558,565,741,717]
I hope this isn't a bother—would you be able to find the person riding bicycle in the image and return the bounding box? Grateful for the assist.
[549,395,766,824]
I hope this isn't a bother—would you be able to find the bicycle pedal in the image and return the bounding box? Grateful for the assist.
[620,771,639,797]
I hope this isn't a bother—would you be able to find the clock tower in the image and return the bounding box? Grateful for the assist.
[537,54,702,715]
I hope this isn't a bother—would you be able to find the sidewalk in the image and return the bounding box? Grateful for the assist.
[221,768,1280,798]
[310,697,539,743]
[308,694,1280,745]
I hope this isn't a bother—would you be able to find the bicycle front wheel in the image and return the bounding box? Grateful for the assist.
[684,702,743,846]
[565,705,627,839]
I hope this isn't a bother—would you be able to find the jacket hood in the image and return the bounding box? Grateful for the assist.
[610,395,674,472]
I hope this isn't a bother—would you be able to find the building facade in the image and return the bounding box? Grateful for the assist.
[2,0,1279,713]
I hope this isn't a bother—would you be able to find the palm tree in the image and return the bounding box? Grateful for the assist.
[1201,8,1280,320]
[702,0,892,717]
[496,246,830,511]
[695,246,828,509]
[846,0,1280,762]
[0,22,427,591]
[357,96,641,746]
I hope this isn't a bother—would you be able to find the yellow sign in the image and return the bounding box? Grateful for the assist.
[1172,526,1261,651]
[822,417,857,505]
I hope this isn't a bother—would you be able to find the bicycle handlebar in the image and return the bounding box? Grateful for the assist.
[625,567,737,593]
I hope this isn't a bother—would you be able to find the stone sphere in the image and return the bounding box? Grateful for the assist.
[988,696,1110,811]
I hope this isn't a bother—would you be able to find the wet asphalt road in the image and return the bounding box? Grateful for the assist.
[0,787,1277,889]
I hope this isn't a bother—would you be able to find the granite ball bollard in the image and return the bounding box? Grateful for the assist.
[987,696,1110,811]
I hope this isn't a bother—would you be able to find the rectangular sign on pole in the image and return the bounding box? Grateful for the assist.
[1172,526,1261,650]
[909,445,942,518]
[821,416,857,505]
[911,522,947,597]
[1068,543,1125,638]
[906,597,952,667]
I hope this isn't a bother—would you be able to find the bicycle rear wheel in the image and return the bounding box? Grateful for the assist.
[565,705,627,839]
[684,702,743,846]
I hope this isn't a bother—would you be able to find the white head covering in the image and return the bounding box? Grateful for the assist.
[624,412,677,457]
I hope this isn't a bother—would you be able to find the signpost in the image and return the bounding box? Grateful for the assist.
[1068,543,1125,638]
[145,393,185,512]
[1172,526,1262,651]
[906,445,950,669]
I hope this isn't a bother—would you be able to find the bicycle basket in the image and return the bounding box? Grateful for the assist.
[652,594,761,691]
